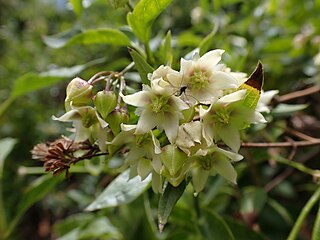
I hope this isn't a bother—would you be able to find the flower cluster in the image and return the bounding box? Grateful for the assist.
[34,49,277,194]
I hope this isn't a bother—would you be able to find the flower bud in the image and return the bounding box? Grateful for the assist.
[94,90,117,120]
[65,77,93,111]
[106,107,129,135]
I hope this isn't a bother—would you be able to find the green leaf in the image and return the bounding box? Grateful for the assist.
[267,197,293,225]
[69,0,83,16]
[44,28,130,48]
[0,138,17,179]
[240,187,267,216]
[11,58,105,98]
[43,28,82,48]
[66,28,131,47]
[224,217,267,240]
[128,47,154,85]
[199,29,217,56]
[85,169,151,211]
[199,209,235,240]
[272,103,308,117]
[5,174,63,238]
[160,30,173,65]
[127,0,173,43]
[158,179,189,232]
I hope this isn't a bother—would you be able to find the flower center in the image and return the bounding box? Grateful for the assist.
[151,95,170,113]
[213,107,230,124]
[136,133,151,147]
[188,69,210,90]
[197,156,212,170]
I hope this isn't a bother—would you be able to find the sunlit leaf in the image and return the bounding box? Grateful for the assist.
[66,28,131,47]
[127,0,173,43]
[69,0,83,16]
[43,28,82,48]
[11,58,105,98]
[85,169,151,211]
[128,47,154,85]
[160,30,173,66]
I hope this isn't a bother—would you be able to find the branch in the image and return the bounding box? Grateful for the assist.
[240,139,320,148]
[275,85,320,103]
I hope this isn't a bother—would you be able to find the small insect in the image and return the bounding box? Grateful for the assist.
[178,86,187,96]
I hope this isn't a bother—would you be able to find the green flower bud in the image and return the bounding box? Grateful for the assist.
[106,107,129,135]
[160,145,186,177]
[65,77,93,111]
[94,90,117,120]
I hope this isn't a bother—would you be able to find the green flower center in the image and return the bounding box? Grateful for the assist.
[213,107,230,124]
[197,156,212,170]
[151,95,170,113]
[188,69,210,90]
[136,133,151,147]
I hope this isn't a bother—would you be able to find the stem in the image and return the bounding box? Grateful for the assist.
[272,155,319,176]
[312,201,320,240]
[276,85,320,103]
[239,140,320,148]
[288,186,320,240]
[0,96,15,119]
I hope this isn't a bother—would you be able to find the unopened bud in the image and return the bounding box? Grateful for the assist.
[65,77,93,111]
[160,145,186,177]
[106,107,129,135]
[94,90,117,120]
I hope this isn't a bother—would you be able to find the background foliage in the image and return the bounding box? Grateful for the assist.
[1,0,320,239]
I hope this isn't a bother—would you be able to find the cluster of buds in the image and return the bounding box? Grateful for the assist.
[34,49,277,194]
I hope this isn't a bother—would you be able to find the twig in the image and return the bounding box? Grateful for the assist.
[276,85,320,103]
[240,139,320,148]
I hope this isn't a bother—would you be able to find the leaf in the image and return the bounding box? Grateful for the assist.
[160,30,173,65]
[66,28,131,47]
[158,179,189,232]
[5,174,63,238]
[69,0,83,16]
[272,103,308,117]
[224,217,267,240]
[240,187,267,216]
[199,209,235,240]
[127,0,173,43]
[0,138,17,179]
[199,29,217,56]
[128,47,154,85]
[239,61,263,109]
[267,197,293,225]
[43,28,82,48]
[85,169,151,211]
[11,58,105,98]
[44,28,130,48]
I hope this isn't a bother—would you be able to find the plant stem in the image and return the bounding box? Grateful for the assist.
[288,186,320,240]
[312,201,320,240]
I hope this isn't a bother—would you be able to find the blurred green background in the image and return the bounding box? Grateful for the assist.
[1,0,320,239]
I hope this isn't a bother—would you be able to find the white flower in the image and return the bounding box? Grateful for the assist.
[121,84,189,143]
[200,90,267,152]
[179,49,238,104]
[192,145,243,194]
[52,105,107,142]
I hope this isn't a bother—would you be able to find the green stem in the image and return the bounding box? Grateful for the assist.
[273,155,318,176]
[312,201,320,240]
[288,186,320,240]
[0,96,15,119]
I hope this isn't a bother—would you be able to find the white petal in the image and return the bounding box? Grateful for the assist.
[259,90,279,105]
[212,158,237,184]
[180,58,194,76]
[211,71,238,89]
[202,119,214,146]
[121,91,150,107]
[121,124,137,131]
[215,146,244,162]
[198,49,224,70]
[218,90,246,104]
[160,114,179,143]
[251,111,267,124]
[150,131,162,154]
[218,125,241,152]
[135,109,157,134]
[52,109,80,122]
